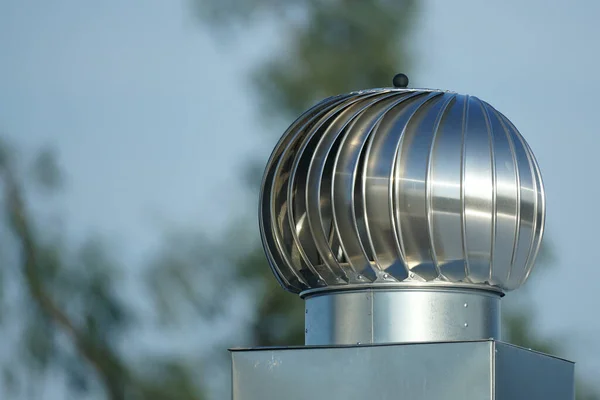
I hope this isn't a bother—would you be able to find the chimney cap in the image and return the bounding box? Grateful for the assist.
[259,86,545,295]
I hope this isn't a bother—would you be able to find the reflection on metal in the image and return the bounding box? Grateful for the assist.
[304,287,500,345]
[259,88,545,294]
[245,78,570,400]
[231,341,574,400]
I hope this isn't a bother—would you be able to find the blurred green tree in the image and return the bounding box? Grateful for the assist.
[0,139,207,399]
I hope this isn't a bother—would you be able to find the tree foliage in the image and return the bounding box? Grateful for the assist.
[196,0,418,122]
[0,141,207,399]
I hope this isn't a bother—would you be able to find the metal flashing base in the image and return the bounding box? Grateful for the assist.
[230,340,574,400]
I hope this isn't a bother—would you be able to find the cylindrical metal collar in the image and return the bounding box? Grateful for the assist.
[303,287,501,346]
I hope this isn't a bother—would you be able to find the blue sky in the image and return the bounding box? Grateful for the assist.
[1,0,599,394]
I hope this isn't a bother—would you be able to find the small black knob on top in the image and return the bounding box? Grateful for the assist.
[392,73,409,88]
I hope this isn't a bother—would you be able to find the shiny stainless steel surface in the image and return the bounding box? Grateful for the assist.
[259,88,545,293]
[243,80,564,400]
[230,340,574,400]
[304,287,500,345]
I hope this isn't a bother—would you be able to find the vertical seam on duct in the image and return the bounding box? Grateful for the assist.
[370,291,374,343]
